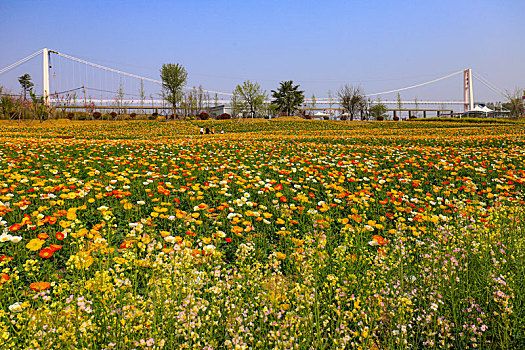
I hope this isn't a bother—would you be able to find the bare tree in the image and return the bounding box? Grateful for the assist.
[503,88,524,118]
[115,79,125,117]
[337,85,365,121]
[308,94,316,117]
[139,79,146,115]
[327,90,334,118]
[197,85,204,113]
[190,87,198,117]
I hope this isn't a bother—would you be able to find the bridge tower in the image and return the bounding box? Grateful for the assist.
[43,48,50,105]
[463,68,474,112]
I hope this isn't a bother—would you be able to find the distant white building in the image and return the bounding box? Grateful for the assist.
[210,104,234,117]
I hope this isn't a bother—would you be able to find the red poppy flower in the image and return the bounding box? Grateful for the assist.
[39,248,54,259]
[49,244,63,252]
[55,232,65,240]
[9,223,22,232]
[225,237,233,243]
[0,273,9,284]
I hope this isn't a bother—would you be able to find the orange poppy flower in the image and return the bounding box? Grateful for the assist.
[39,248,54,259]
[29,281,51,291]
[55,232,65,240]
[0,273,9,284]
[120,241,133,249]
[372,235,387,246]
[37,232,49,240]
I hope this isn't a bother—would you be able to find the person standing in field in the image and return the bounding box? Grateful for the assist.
[200,127,204,135]
[205,127,210,134]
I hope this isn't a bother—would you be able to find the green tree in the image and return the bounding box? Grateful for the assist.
[18,74,34,101]
[369,99,388,120]
[160,63,188,118]
[30,91,50,123]
[0,96,15,119]
[233,80,267,118]
[271,80,305,116]
[337,84,365,121]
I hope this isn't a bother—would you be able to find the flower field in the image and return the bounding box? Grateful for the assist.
[1,119,525,349]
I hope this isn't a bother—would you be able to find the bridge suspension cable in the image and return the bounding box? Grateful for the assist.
[0,49,44,75]
[52,50,234,96]
[364,69,465,97]
[472,72,506,98]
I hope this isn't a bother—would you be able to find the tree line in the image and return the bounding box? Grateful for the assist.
[1,68,523,121]
[160,63,394,120]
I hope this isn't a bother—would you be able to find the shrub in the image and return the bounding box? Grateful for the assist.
[66,112,74,120]
[76,112,89,121]
[93,111,102,120]
[197,112,210,120]
[409,117,517,124]
[393,115,400,121]
[376,115,384,121]
[218,113,231,120]
[109,111,118,119]
[130,112,137,119]
[409,115,417,120]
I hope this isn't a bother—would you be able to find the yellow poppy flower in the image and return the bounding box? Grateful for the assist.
[26,238,45,251]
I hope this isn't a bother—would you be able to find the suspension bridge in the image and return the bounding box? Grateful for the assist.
[0,47,509,114]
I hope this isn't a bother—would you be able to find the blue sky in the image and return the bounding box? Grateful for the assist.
[0,0,523,102]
